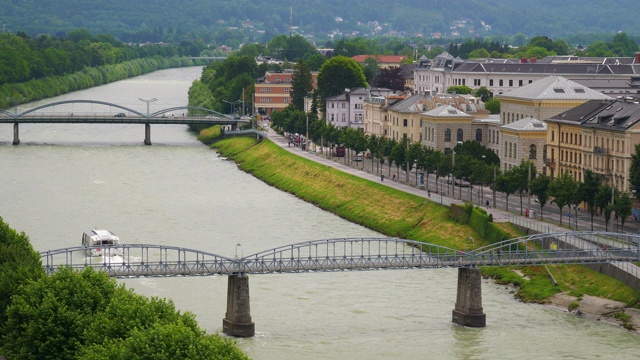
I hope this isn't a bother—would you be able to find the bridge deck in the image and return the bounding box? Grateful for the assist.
[40,233,640,278]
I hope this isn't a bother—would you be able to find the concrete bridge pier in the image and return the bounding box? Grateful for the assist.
[452,268,486,327]
[144,124,152,145]
[222,274,255,337]
[13,123,20,145]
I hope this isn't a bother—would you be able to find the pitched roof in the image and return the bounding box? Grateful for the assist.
[351,55,407,64]
[497,76,610,101]
[422,105,474,118]
[548,98,640,131]
[500,117,547,132]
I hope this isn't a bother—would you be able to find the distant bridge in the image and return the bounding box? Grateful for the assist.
[0,100,251,145]
[41,232,640,337]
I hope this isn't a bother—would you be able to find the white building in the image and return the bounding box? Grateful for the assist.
[325,88,392,130]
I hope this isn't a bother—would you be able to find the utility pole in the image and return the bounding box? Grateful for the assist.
[306,113,309,152]
[493,164,497,209]
[527,163,532,216]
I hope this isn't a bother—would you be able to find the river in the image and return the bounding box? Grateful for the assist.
[0,67,636,359]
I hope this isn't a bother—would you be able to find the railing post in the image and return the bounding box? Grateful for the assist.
[452,268,486,327]
[222,273,255,337]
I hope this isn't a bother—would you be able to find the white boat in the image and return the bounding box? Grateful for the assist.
[82,229,123,257]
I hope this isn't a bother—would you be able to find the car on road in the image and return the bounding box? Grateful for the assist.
[114,113,126,117]
[353,153,363,162]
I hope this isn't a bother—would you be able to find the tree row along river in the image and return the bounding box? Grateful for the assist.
[0,67,637,359]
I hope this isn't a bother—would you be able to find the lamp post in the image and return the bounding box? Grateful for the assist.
[492,163,497,209]
[451,150,456,199]
[481,155,486,206]
[6,96,25,115]
[138,97,157,117]
[527,162,532,217]
[305,113,309,152]
[223,99,242,116]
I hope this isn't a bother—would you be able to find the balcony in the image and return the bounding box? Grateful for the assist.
[593,146,608,154]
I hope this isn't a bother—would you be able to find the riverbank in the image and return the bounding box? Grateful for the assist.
[210,134,640,332]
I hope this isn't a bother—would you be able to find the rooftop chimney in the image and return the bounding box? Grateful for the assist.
[635,52,640,64]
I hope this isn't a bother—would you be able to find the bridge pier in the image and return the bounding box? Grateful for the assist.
[144,124,151,145]
[222,274,255,337]
[13,123,20,145]
[452,268,486,327]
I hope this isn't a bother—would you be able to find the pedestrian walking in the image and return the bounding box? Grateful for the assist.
[392,174,396,181]
[381,174,384,182]
[427,189,431,197]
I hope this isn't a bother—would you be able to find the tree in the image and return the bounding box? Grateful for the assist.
[485,98,500,114]
[446,85,473,95]
[372,66,406,92]
[474,86,492,103]
[578,170,601,230]
[290,61,313,111]
[468,48,490,59]
[495,169,519,211]
[530,174,551,220]
[614,192,633,231]
[0,217,45,333]
[361,57,379,84]
[548,172,578,227]
[316,56,368,114]
[629,143,640,195]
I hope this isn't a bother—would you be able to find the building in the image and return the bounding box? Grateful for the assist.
[363,94,407,137]
[495,76,610,174]
[545,98,640,193]
[254,70,318,116]
[351,55,408,69]
[325,88,392,130]
[414,52,640,96]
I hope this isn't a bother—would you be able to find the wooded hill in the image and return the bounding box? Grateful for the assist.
[1,0,639,43]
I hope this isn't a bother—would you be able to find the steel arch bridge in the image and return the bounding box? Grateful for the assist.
[39,231,640,337]
[40,231,640,277]
[1,100,249,145]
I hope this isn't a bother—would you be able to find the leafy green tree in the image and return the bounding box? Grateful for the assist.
[614,192,633,231]
[361,57,379,84]
[406,141,423,183]
[316,56,367,114]
[446,85,473,95]
[485,98,500,114]
[2,267,120,359]
[474,86,492,102]
[609,32,639,56]
[468,48,490,59]
[304,52,327,71]
[530,174,551,220]
[578,170,601,230]
[495,169,519,211]
[548,171,578,226]
[0,217,45,333]
[372,66,405,92]
[629,143,640,195]
[585,41,614,57]
[290,61,313,111]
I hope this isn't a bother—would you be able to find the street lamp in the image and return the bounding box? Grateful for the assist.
[223,99,242,116]
[138,98,157,117]
[6,96,25,115]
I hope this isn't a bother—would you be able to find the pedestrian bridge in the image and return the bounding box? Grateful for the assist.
[40,231,640,337]
[0,100,251,145]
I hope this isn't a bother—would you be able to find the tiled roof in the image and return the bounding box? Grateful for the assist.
[422,105,474,118]
[500,117,547,131]
[548,98,640,131]
[351,55,407,64]
[497,76,610,101]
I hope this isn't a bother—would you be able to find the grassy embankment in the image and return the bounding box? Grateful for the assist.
[208,133,640,308]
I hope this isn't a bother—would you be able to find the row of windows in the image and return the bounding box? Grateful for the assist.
[552,130,627,153]
[504,143,537,160]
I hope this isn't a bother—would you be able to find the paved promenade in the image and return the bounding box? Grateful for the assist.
[263,125,640,235]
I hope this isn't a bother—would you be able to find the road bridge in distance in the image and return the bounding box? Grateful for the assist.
[0,100,251,145]
[40,231,640,337]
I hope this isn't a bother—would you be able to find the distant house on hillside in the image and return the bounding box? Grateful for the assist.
[351,55,408,69]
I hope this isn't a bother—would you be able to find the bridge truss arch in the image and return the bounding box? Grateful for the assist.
[17,100,146,118]
[40,244,239,277]
[150,106,232,119]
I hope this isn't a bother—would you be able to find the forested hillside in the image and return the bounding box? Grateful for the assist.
[1,0,639,44]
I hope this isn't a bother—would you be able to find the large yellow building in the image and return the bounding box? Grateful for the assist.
[546,98,640,193]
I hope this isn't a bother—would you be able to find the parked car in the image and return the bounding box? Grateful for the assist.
[353,153,363,162]
[334,146,345,157]
[114,113,126,117]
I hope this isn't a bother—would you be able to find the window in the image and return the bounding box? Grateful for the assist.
[476,129,482,142]
[445,128,451,142]
[509,80,513,87]
[284,98,289,103]
[519,80,523,86]
[529,144,537,160]
[489,79,494,86]
[403,119,408,127]
[474,79,481,86]
[267,88,271,93]
[499,79,504,86]
[260,88,265,93]
[457,129,463,142]
[285,88,289,93]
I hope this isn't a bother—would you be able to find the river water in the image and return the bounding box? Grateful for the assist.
[0,67,636,359]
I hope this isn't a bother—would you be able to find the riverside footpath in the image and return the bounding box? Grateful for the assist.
[264,126,640,235]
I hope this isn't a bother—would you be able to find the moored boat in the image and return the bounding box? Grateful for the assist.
[82,229,123,257]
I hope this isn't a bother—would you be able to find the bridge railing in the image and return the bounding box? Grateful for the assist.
[40,244,238,277]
